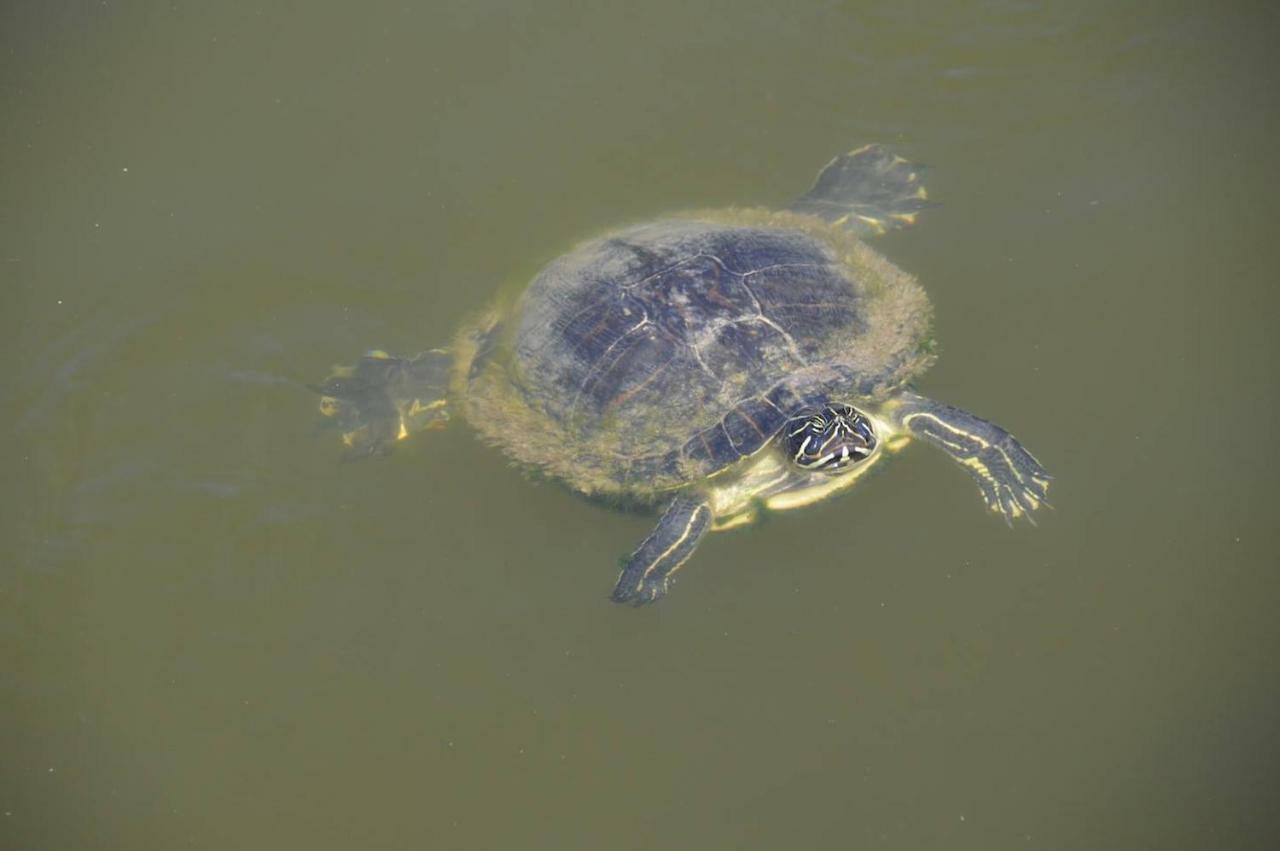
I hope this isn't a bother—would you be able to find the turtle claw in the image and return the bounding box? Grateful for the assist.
[972,433,1052,524]
[610,575,670,606]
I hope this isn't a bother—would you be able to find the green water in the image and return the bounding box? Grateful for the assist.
[4,2,1278,848]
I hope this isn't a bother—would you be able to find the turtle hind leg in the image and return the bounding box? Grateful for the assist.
[789,144,930,237]
[310,349,452,457]
[611,495,713,605]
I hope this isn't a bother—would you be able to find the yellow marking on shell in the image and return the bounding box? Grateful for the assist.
[891,212,918,225]
[915,186,929,200]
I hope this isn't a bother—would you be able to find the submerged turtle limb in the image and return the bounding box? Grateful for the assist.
[789,144,931,237]
[611,494,713,605]
[311,349,453,457]
[885,391,1051,522]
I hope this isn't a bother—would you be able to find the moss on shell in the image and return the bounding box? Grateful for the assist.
[454,208,934,498]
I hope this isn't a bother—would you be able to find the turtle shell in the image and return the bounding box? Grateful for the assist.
[462,208,933,497]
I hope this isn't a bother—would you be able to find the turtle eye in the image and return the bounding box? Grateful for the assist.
[784,405,877,473]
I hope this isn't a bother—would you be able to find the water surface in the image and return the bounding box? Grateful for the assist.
[4,2,1278,848]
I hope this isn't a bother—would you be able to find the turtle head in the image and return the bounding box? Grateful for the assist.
[783,403,877,473]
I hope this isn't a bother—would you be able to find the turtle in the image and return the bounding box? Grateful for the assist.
[312,145,1050,605]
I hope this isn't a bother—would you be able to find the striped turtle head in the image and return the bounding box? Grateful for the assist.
[784,404,877,473]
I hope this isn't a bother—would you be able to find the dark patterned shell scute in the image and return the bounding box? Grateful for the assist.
[511,219,872,479]
[743,263,863,335]
[679,394,787,467]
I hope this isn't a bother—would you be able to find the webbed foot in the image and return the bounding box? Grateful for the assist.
[611,495,713,605]
[889,392,1051,523]
[310,349,452,457]
[790,144,930,237]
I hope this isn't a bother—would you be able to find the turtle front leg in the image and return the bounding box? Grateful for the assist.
[887,391,1051,523]
[611,495,713,605]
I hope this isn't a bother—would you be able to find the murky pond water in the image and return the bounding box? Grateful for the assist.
[4,2,1278,848]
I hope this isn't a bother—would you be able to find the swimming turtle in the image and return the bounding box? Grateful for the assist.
[313,145,1050,604]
